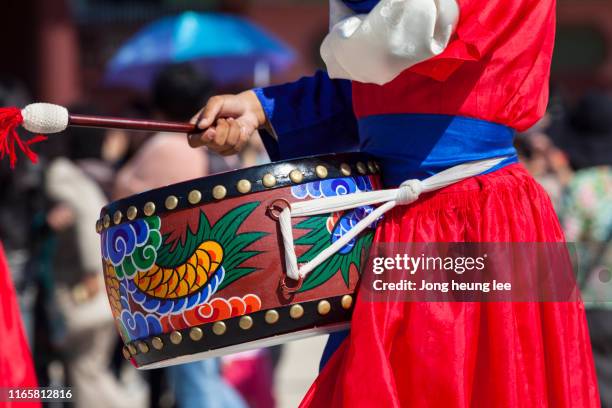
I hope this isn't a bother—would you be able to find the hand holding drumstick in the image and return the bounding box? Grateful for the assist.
[187,90,267,155]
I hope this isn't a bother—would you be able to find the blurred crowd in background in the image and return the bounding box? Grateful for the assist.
[1,0,611,407]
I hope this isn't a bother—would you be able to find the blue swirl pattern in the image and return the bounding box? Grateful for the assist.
[102,218,150,266]
[118,268,226,341]
[291,176,373,200]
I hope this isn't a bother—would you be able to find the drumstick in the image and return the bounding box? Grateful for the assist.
[22,103,199,134]
[0,103,201,168]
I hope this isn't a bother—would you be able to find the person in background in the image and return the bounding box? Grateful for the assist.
[43,121,146,408]
[515,116,574,210]
[114,63,247,408]
[557,91,612,408]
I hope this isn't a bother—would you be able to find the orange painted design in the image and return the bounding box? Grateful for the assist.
[103,261,122,319]
[133,241,224,299]
[159,294,262,333]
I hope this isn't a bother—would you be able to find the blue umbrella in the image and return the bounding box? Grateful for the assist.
[104,11,295,89]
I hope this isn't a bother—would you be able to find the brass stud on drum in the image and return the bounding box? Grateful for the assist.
[170,331,182,345]
[138,341,149,354]
[289,169,304,184]
[265,310,279,324]
[368,161,377,173]
[212,185,227,200]
[122,346,131,360]
[212,321,227,336]
[151,337,164,350]
[188,190,202,205]
[237,179,252,194]
[127,206,138,220]
[315,165,328,179]
[95,220,102,233]
[356,162,367,175]
[341,295,353,310]
[262,173,276,188]
[103,214,111,228]
[189,327,203,341]
[165,195,179,210]
[127,343,138,356]
[239,316,253,330]
[340,163,352,176]
[143,202,156,216]
[113,210,122,225]
[317,300,331,316]
[289,304,304,319]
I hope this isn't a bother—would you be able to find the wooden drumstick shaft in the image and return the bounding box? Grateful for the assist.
[69,113,199,134]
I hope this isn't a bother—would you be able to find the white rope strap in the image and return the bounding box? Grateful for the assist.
[280,157,508,281]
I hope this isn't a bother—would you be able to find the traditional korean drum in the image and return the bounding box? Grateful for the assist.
[97,153,382,369]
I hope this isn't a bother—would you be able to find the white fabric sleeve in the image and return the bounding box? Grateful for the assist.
[321,0,460,85]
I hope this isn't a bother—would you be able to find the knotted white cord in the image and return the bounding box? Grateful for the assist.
[280,157,508,281]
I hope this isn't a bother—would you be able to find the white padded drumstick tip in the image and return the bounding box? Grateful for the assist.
[21,103,69,134]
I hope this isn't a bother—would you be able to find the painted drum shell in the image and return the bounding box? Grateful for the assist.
[97,153,381,369]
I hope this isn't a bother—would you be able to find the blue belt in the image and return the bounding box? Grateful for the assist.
[358,114,518,186]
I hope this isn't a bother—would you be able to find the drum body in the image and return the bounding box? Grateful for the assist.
[97,153,381,369]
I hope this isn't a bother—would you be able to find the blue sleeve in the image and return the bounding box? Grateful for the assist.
[253,70,359,161]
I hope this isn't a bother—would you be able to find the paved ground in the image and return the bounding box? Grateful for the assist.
[274,335,328,408]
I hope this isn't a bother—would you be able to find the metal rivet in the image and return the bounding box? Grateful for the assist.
[127,343,138,355]
[341,295,353,310]
[237,179,252,194]
[340,163,351,176]
[170,331,182,345]
[212,321,227,336]
[188,190,202,205]
[113,210,122,225]
[95,220,102,233]
[374,162,381,172]
[103,214,111,228]
[315,165,328,179]
[138,341,149,354]
[368,161,377,173]
[356,162,367,175]
[212,185,227,200]
[289,304,304,319]
[317,300,331,316]
[151,337,164,350]
[189,327,203,341]
[127,206,138,220]
[165,195,179,210]
[239,316,253,330]
[289,169,304,184]
[262,173,276,188]
[122,346,131,360]
[265,310,279,324]
[143,202,156,217]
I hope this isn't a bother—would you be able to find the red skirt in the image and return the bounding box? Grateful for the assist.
[0,243,39,408]
[300,164,600,407]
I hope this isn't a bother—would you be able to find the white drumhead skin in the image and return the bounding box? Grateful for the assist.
[137,322,350,370]
[21,103,69,134]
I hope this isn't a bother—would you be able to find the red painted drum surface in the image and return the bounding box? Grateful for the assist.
[97,153,381,368]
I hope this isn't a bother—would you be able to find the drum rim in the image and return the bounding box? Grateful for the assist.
[123,293,355,368]
[97,152,381,232]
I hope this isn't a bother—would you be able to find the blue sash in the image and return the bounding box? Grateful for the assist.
[358,114,518,186]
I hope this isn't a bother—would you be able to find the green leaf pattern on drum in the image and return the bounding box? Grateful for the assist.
[155,202,267,291]
[295,214,374,292]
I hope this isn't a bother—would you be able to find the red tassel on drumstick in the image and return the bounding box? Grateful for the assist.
[0,103,199,168]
